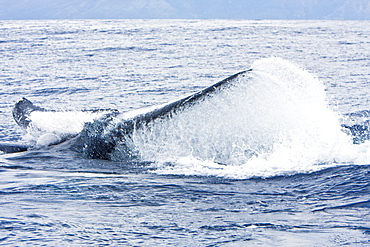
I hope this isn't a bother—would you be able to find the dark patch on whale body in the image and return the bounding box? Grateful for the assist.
[0,143,28,153]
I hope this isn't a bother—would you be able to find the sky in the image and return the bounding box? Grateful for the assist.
[0,0,370,20]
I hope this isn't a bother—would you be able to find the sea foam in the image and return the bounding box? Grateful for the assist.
[127,57,362,178]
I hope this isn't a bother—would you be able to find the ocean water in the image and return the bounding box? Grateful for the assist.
[1,19,370,246]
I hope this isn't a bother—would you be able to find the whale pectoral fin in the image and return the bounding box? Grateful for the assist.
[136,69,252,125]
[12,98,47,128]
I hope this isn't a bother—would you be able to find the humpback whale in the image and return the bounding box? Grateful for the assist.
[1,67,368,159]
[1,70,251,158]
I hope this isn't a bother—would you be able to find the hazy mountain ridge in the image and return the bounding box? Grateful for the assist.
[0,0,369,20]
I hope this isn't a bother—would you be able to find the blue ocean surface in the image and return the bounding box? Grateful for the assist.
[1,20,370,246]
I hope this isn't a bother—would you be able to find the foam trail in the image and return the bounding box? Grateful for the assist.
[123,57,360,178]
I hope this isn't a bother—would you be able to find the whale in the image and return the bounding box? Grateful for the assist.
[1,68,368,159]
[1,70,251,158]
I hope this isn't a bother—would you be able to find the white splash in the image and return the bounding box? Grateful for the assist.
[24,111,106,147]
[125,57,365,178]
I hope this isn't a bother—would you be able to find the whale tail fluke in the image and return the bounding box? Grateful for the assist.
[12,98,47,128]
